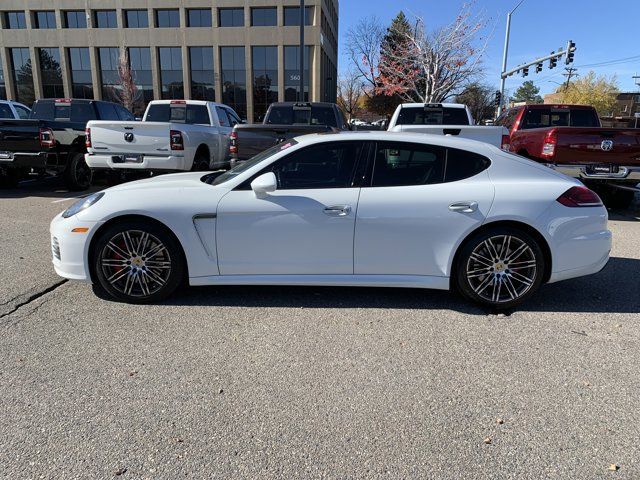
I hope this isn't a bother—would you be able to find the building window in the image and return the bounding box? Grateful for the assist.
[4,11,26,29]
[125,10,148,28]
[156,9,180,28]
[251,7,277,27]
[39,48,64,98]
[220,46,246,120]
[189,47,215,101]
[219,8,244,27]
[187,9,212,27]
[98,48,120,103]
[159,47,183,99]
[94,10,117,28]
[34,11,56,29]
[68,48,93,99]
[635,95,640,103]
[10,48,34,106]
[64,10,87,29]
[252,46,278,123]
[128,47,153,116]
[0,53,6,100]
[283,6,313,26]
[284,46,310,102]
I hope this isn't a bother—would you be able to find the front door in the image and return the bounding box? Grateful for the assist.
[216,141,366,275]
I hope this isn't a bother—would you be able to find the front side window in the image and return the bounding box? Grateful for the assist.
[156,9,180,28]
[251,7,277,26]
[371,142,446,187]
[94,10,117,28]
[268,142,363,190]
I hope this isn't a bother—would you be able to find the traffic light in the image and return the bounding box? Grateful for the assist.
[536,63,543,73]
[522,67,529,77]
[549,52,557,69]
[494,90,501,107]
[565,40,576,64]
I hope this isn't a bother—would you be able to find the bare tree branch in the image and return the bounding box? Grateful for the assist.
[337,69,365,121]
[345,16,384,98]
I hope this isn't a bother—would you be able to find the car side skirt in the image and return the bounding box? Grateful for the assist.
[189,274,450,290]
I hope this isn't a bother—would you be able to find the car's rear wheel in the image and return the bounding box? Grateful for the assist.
[191,151,210,171]
[92,220,184,303]
[455,227,545,310]
[65,152,92,191]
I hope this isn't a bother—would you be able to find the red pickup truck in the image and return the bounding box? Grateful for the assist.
[497,104,640,208]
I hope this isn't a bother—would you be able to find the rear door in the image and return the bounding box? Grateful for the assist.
[354,141,495,277]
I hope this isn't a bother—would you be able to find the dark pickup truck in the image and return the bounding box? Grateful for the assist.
[230,102,350,162]
[0,98,135,189]
[497,104,640,208]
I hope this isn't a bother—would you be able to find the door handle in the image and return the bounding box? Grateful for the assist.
[323,205,352,216]
[449,201,478,213]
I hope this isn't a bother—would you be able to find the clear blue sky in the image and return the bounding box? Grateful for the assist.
[338,0,640,97]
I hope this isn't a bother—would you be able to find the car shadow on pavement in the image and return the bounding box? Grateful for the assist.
[161,256,639,315]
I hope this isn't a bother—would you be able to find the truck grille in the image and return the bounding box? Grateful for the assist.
[51,236,61,261]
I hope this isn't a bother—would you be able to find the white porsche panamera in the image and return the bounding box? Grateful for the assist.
[50,132,611,309]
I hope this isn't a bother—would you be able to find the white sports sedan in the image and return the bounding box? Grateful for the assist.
[50,132,611,309]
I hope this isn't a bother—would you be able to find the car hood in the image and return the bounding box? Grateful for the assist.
[106,172,209,192]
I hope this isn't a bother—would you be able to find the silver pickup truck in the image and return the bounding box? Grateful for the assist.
[387,103,510,150]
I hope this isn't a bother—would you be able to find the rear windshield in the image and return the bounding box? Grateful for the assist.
[266,106,337,127]
[30,101,95,123]
[396,106,470,126]
[520,108,600,129]
[145,104,210,124]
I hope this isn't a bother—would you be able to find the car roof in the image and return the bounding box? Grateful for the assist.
[398,103,467,109]
[269,102,337,108]
[147,100,227,107]
[294,131,497,153]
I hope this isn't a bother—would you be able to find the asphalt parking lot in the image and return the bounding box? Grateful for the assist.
[1,177,639,479]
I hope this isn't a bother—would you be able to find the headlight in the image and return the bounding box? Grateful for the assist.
[62,192,104,218]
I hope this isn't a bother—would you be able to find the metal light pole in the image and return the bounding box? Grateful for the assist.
[497,0,526,116]
[299,0,304,102]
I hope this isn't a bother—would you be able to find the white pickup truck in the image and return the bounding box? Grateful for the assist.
[387,103,510,150]
[85,100,242,173]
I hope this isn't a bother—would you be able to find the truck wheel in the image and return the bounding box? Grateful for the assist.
[0,168,21,188]
[64,152,93,191]
[191,152,210,172]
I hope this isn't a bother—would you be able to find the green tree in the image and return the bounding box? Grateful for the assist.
[559,71,618,116]
[511,80,543,104]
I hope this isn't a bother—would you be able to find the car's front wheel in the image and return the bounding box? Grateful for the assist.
[455,227,545,310]
[92,220,185,303]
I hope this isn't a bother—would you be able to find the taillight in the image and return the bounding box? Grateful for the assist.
[556,186,603,208]
[170,130,184,150]
[500,134,511,151]
[85,127,91,148]
[39,127,55,148]
[229,131,238,155]
[541,129,557,158]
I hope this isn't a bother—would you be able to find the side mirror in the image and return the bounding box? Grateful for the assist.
[250,172,277,196]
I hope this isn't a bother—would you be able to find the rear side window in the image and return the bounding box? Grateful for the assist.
[396,106,470,126]
[96,102,119,120]
[186,105,210,124]
[215,106,230,126]
[224,107,241,125]
[372,142,446,187]
[31,101,55,119]
[14,105,30,119]
[116,105,135,121]
[0,104,14,118]
[444,148,491,182]
[70,102,95,123]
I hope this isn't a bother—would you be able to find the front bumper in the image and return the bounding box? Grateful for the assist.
[547,164,640,182]
[85,153,187,171]
[50,213,99,282]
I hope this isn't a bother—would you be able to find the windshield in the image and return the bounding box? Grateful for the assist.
[396,106,470,126]
[205,140,299,186]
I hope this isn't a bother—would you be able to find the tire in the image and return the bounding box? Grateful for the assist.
[64,152,93,191]
[92,220,185,303]
[191,151,210,172]
[455,226,545,310]
[604,188,635,210]
[0,168,21,188]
